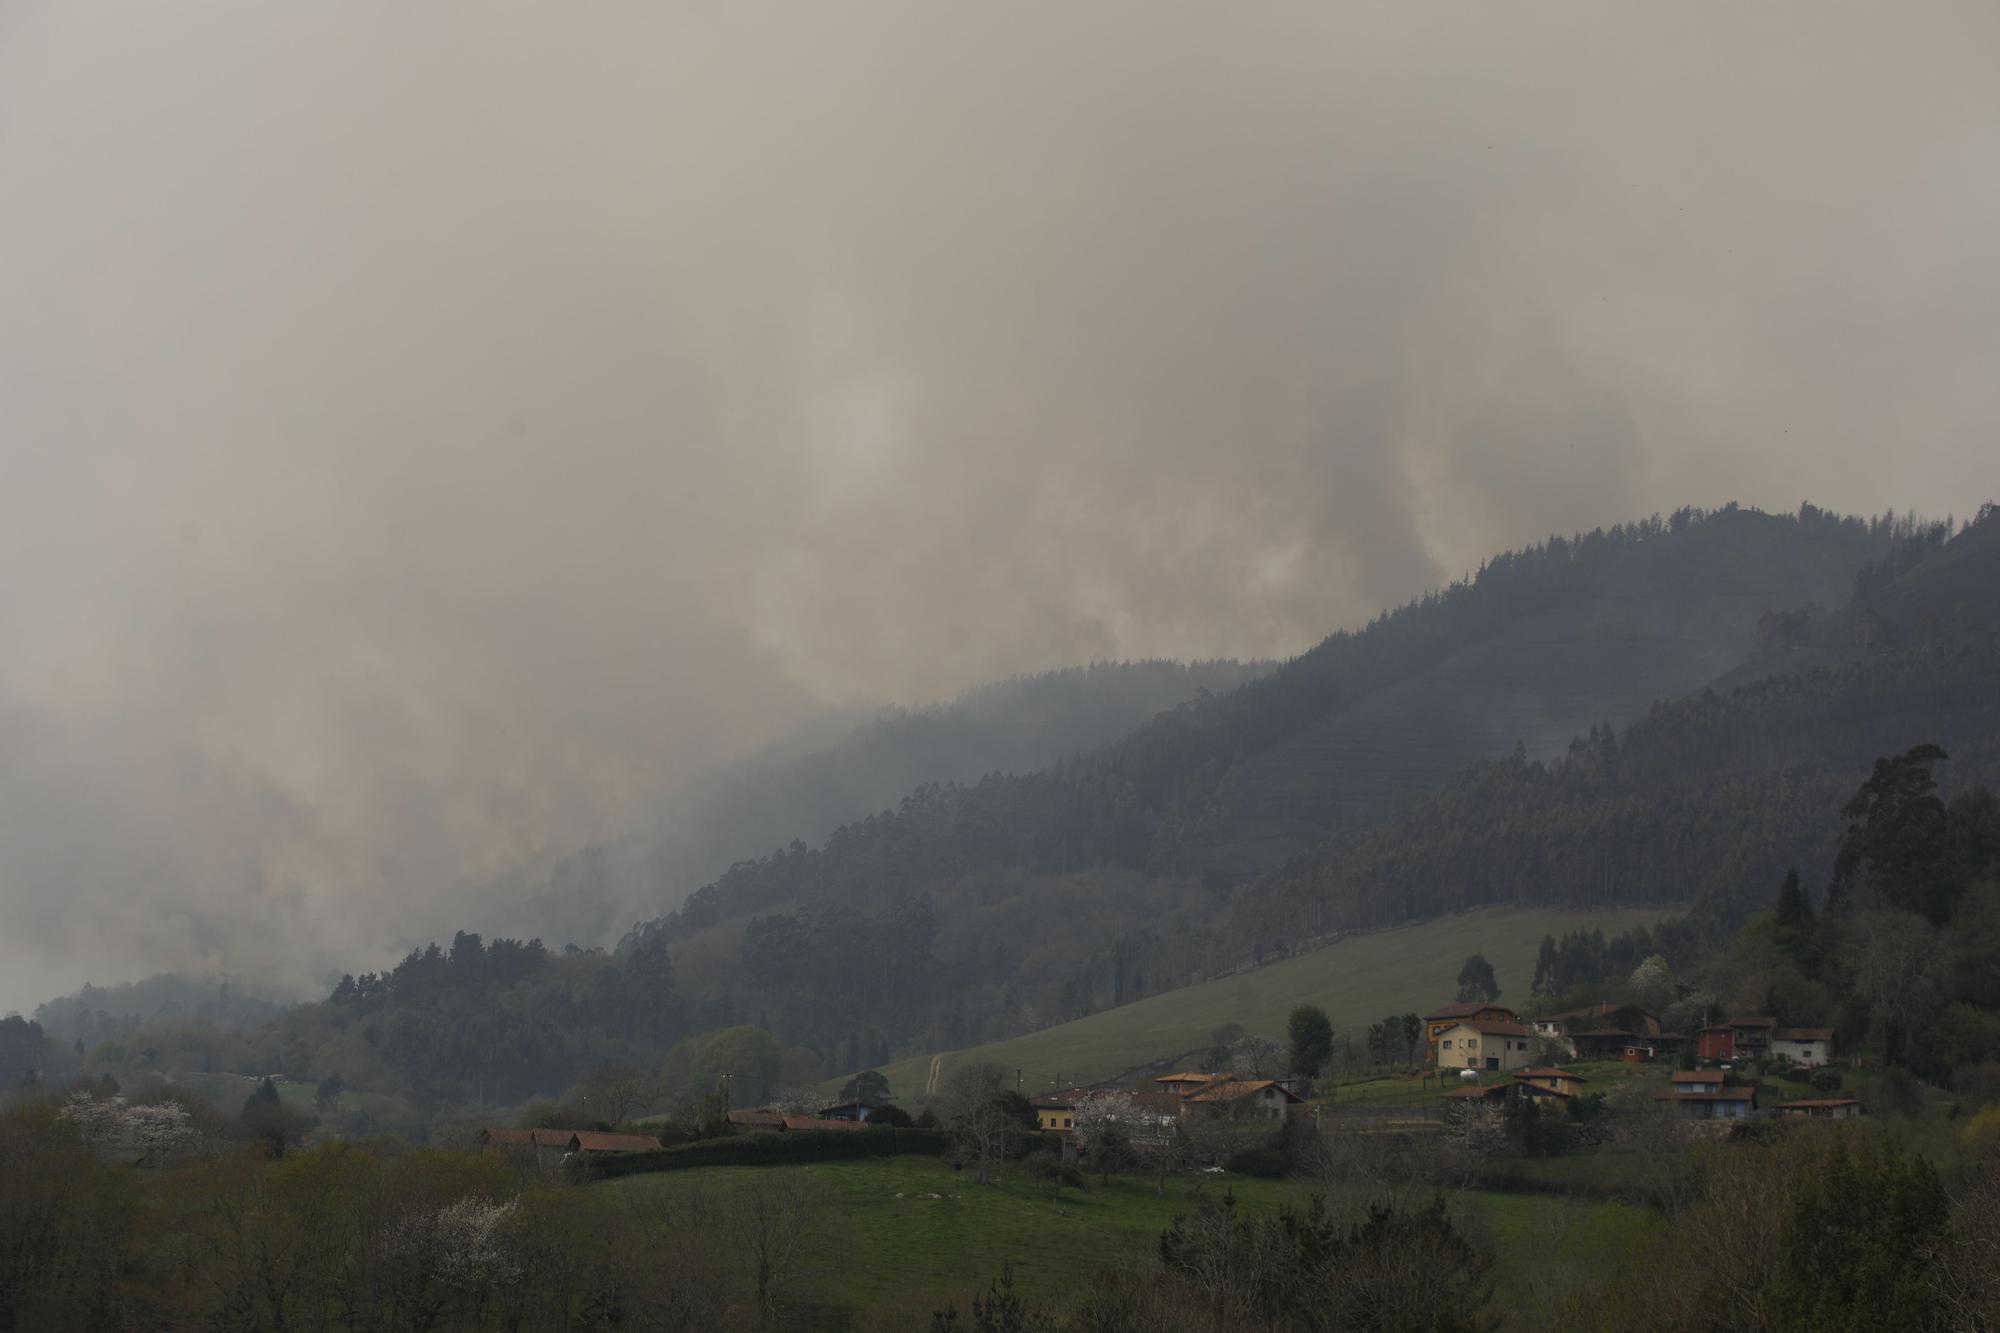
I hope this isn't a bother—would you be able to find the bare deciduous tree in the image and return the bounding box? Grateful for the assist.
[942,1063,1014,1186]
[738,1171,831,1318]
[578,1062,658,1125]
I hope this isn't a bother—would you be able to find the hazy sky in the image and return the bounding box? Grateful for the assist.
[1,2,1995,1010]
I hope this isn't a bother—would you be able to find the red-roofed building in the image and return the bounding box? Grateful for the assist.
[1514,1067,1588,1099]
[1700,1017,1780,1062]
[1181,1079,1302,1121]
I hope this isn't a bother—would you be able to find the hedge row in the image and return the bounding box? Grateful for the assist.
[582,1127,952,1180]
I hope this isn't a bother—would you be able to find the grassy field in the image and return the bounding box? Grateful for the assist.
[602,1155,1301,1327]
[862,906,1676,1102]
[1458,1187,1662,1315]
[596,1153,1657,1329]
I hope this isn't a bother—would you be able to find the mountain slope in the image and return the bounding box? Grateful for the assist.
[1245,508,2000,949]
[475,658,1269,946]
[1194,507,1882,875]
[610,503,1968,1069]
[640,504,1892,949]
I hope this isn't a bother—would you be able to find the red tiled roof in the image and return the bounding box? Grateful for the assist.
[1155,1072,1224,1084]
[1655,1088,1756,1102]
[1771,1028,1835,1042]
[1671,1070,1727,1084]
[1515,1068,1587,1081]
[1441,1083,1508,1101]
[570,1131,661,1153]
[1185,1079,1302,1105]
[1030,1087,1095,1109]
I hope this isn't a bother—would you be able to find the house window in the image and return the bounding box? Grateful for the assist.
[1441,1040,1452,1050]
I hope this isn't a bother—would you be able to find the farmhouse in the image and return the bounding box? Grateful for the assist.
[1655,1069,1756,1120]
[1183,1079,1302,1120]
[1770,1028,1836,1068]
[1149,1071,1301,1121]
[1434,1017,1535,1072]
[568,1131,661,1155]
[1538,1002,1662,1040]
[1424,1002,1518,1060]
[1699,1016,1779,1062]
[479,1127,659,1159]
[1030,1088,1094,1133]
[1568,1029,1638,1060]
[726,1109,873,1134]
[479,1127,576,1166]
[1514,1067,1587,1099]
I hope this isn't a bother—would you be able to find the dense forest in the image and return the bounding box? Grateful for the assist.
[635,504,1897,950]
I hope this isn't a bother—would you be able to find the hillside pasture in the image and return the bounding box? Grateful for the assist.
[861,905,1675,1103]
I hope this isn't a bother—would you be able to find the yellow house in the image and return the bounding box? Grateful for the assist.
[1423,1003,1519,1061]
[1435,1018,1535,1072]
[1030,1088,1092,1133]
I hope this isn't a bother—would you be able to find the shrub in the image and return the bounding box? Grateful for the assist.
[1224,1145,1288,1178]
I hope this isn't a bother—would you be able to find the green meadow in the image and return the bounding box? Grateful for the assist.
[597,1153,1658,1330]
[860,906,1675,1100]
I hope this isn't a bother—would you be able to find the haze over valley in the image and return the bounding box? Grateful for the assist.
[4,2,1998,1011]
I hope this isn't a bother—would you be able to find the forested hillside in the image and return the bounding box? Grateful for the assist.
[617,505,1993,1072]
[471,658,1269,948]
[637,505,1892,952]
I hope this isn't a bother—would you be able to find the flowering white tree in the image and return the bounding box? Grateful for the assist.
[1072,1090,1139,1183]
[62,1093,197,1167]
[371,1195,522,1330]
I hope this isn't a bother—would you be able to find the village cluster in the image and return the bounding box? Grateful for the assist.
[1425,998,1860,1121]
[475,996,1862,1169]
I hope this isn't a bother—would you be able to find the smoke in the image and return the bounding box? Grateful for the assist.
[1,1,1995,1007]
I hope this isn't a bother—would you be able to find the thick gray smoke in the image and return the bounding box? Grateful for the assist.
[1,2,1995,1008]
